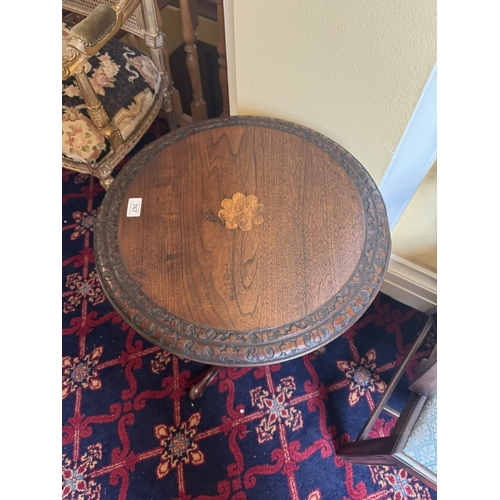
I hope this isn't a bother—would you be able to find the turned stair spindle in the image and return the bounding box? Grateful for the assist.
[179,0,208,122]
[216,0,229,117]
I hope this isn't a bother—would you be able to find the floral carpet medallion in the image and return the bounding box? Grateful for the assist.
[62,347,103,399]
[70,210,98,240]
[370,466,434,500]
[251,376,303,443]
[62,444,103,500]
[155,412,205,479]
[62,119,437,500]
[337,349,387,406]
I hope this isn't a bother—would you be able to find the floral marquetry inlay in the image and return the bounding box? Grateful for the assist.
[218,193,264,231]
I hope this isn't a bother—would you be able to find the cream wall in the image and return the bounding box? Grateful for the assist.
[224,0,437,273]
[391,160,437,273]
[226,0,436,185]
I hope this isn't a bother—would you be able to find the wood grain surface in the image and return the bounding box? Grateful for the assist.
[95,116,391,365]
[117,124,365,330]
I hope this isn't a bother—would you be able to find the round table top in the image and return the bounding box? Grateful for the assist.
[95,116,391,366]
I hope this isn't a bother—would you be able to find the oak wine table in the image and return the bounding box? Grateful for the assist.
[94,116,391,399]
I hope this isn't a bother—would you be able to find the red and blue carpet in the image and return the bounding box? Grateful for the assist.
[62,119,437,500]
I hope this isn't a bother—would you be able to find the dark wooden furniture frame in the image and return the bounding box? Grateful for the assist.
[337,312,437,491]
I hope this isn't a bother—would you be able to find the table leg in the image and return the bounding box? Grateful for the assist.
[188,365,221,400]
[312,346,327,356]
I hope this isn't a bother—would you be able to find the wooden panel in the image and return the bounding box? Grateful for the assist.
[117,125,365,331]
[95,116,391,366]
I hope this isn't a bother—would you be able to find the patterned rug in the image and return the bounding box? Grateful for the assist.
[62,119,437,500]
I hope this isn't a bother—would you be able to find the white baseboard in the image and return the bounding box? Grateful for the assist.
[380,254,437,313]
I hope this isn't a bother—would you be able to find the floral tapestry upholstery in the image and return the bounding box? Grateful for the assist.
[62,23,162,166]
[402,392,437,474]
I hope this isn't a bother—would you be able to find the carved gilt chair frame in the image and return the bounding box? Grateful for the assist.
[62,0,177,189]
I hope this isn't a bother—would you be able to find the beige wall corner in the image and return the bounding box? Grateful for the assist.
[391,160,437,274]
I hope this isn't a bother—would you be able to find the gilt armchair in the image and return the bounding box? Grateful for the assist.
[62,0,177,190]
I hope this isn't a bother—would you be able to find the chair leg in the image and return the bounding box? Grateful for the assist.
[337,437,399,466]
[99,174,114,191]
[163,95,178,132]
[312,346,327,356]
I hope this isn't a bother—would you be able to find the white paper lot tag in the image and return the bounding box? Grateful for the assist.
[126,198,142,217]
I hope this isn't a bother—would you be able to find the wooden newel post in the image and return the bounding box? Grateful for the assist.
[179,0,208,122]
